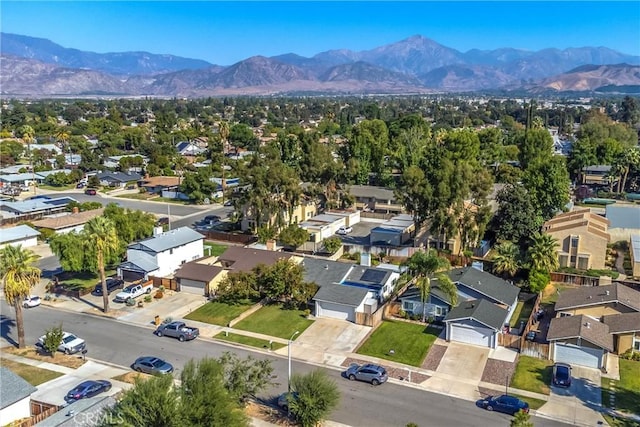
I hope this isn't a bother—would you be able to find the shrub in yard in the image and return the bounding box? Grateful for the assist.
[620,349,640,361]
[41,324,64,358]
[144,295,152,303]
[154,291,164,299]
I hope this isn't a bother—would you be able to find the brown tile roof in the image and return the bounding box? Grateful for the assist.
[174,262,223,282]
[547,315,614,351]
[30,208,105,230]
[555,283,640,312]
[140,176,181,187]
[543,209,611,241]
[216,246,293,272]
[603,312,640,333]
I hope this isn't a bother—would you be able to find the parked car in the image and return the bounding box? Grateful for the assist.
[156,217,170,226]
[85,188,97,195]
[204,214,221,223]
[155,321,199,342]
[132,356,173,375]
[479,395,529,415]
[23,295,41,308]
[76,182,85,189]
[336,226,353,235]
[114,282,153,302]
[552,363,572,388]
[223,200,233,207]
[65,380,112,402]
[525,330,537,342]
[277,392,298,412]
[92,278,125,296]
[344,363,388,385]
[38,331,86,355]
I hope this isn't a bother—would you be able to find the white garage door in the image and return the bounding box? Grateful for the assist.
[179,279,205,295]
[450,323,493,347]
[554,342,603,369]
[316,301,355,322]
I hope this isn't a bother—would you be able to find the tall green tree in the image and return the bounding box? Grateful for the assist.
[491,241,521,278]
[84,217,119,313]
[404,250,451,322]
[527,232,559,273]
[289,370,340,427]
[522,156,570,221]
[492,184,541,246]
[0,245,41,348]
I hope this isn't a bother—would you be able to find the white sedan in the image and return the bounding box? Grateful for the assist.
[336,226,353,235]
[23,295,41,308]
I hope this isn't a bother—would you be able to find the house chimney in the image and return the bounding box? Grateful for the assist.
[266,239,276,251]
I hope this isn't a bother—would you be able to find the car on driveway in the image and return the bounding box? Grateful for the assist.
[65,380,112,402]
[525,330,537,342]
[552,363,572,388]
[336,226,353,235]
[92,278,124,296]
[479,395,529,415]
[132,356,174,375]
[344,363,388,385]
[23,295,41,308]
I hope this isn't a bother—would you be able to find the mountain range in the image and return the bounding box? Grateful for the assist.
[1,32,639,97]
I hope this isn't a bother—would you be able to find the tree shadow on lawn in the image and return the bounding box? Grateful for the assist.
[0,315,18,347]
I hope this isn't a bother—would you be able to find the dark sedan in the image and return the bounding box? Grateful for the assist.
[480,395,529,415]
[552,363,572,388]
[92,278,124,296]
[132,356,174,375]
[65,380,112,402]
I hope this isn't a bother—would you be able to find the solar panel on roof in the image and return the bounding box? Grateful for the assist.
[361,269,386,283]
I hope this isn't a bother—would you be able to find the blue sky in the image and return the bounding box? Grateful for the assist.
[2,1,639,65]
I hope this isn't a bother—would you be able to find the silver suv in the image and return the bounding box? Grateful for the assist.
[344,363,388,385]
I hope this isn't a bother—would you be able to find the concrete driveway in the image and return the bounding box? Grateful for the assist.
[537,365,605,427]
[436,342,489,380]
[286,318,370,365]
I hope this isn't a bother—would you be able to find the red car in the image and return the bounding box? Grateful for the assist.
[85,188,97,195]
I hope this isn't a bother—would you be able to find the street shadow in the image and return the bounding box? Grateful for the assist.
[0,315,18,347]
[75,295,104,311]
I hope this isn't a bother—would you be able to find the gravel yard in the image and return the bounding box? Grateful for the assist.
[481,358,517,386]
[421,344,447,371]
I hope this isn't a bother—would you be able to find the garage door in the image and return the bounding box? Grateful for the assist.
[316,301,355,322]
[122,270,145,283]
[179,279,205,295]
[554,342,603,369]
[449,323,494,347]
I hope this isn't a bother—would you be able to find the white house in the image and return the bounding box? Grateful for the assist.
[0,366,37,425]
[117,227,204,282]
[0,224,40,249]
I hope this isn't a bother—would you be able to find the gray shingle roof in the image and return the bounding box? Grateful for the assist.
[448,267,520,306]
[555,283,640,312]
[347,185,396,201]
[0,224,40,244]
[302,258,352,288]
[606,205,640,230]
[603,312,640,333]
[313,283,370,307]
[0,366,37,409]
[96,171,142,183]
[128,227,203,253]
[35,396,116,426]
[443,298,509,331]
[547,314,614,351]
[174,262,223,281]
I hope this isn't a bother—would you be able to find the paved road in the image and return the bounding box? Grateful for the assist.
[0,303,570,427]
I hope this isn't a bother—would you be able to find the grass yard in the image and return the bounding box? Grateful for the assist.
[541,283,580,304]
[232,304,314,340]
[112,371,151,384]
[601,359,640,415]
[2,359,63,386]
[214,332,286,351]
[356,321,441,367]
[603,414,640,427]
[204,241,227,257]
[510,394,547,410]
[57,270,117,290]
[510,297,536,328]
[2,346,86,369]
[511,355,552,395]
[185,300,254,326]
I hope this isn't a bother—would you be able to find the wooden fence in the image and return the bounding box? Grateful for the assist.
[520,340,550,359]
[149,276,178,291]
[355,304,386,327]
[12,401,60,427]
[550,272,601,287]
[199,230,257,245]
[498,333,521,350]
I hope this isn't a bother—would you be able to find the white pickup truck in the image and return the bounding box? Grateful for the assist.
[114,282,153,303]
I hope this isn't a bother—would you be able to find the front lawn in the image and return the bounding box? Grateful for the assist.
[214,332,286,351]
[185,300,253,326]
[204,242,227,257]
[510,355,552,395]
[56,270,117,290]
[510,394,547,410]
[541,283,580,304]
[602,359,640,415]
[232,303,314,340]
[2,359,63,386]
[356,321,441,367]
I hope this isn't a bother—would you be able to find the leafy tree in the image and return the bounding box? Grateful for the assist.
[435,273,458,308]
[289,370,340,427]
[491,241,521,278]
[528,269,550,293]
[323,236,342,254]
[278,224,309,249]
[492,184,541,246]
[0,245,41,348]
[404,250,451,322]
[41,324,64,358]
[49,232,87,272]
[217,352,274,404]
[179,357,249,426]
[517,128,553,170]
[84,217,119,313]
[395,165,432,232]
[527,232,559,273]
[101,374,179,427]
[511,409,534,427]
[522,156,570,221]
[216,271,259,304]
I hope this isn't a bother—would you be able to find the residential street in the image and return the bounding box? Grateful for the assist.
[0,302,571,427]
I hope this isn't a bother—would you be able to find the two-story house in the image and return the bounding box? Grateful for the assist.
[547,283,640,368]
[117,227,204,282]
[347,185,404,215]
[399,267,520,348]
[542,208,610,270]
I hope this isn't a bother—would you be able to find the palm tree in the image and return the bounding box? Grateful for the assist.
[435,273,458,308]
[0,245,41,348]
[527,232,559,273]
[404,249,451,322]
[492,241,521,278]
[84,217,120,313]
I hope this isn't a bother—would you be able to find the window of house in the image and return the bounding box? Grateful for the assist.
[634,337,640,351]
[435,306,447,316]
[570,255,576,264]
[559,312,572,317]
[571,236,579,248]
[403,301,414,312]
[170,249,173,255]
